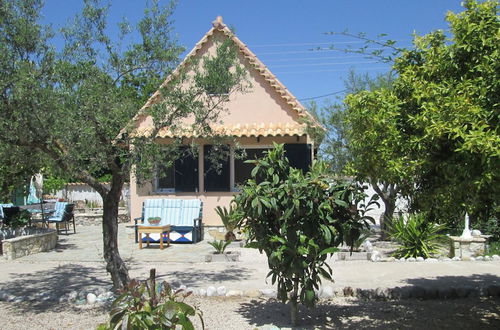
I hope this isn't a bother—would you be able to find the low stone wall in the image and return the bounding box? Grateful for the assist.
[1,229,57,260]
[75,211,129,226]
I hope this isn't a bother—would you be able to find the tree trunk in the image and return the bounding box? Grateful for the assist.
[101,177,130,290]
[370,180,398,240]
[290,279,299,326]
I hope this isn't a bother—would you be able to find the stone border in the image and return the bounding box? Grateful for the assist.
[1,229,57,260]
[369,253,500,263]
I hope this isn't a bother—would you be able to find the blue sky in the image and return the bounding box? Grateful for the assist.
[41,0,464,106]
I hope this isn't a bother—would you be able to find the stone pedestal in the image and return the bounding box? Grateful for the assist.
[449,235,488,259]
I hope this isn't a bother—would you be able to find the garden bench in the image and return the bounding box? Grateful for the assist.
[134,198,203,245]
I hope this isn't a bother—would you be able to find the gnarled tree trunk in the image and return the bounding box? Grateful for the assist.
[100,173,130,290]
[371,180,398,240]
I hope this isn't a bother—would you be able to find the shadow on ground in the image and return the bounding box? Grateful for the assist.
[237,297,500,329]
[1,264,110,313]
[237,274,500,329]
[156,266,253,288]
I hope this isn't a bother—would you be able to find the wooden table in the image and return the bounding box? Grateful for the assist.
[138,225,171,250]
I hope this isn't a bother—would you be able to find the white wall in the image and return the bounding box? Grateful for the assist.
[54,183,129,208]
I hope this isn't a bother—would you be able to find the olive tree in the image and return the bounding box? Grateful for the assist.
[234,144,377,325]
[0,0,246,289]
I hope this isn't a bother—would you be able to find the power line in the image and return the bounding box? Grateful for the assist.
[275,66,389,75]
[271,60,378,68]
[298,89,348,101]
[263,55,372,63]
[249,40,365,47]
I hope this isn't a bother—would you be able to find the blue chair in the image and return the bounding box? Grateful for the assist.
[47,203,75,234]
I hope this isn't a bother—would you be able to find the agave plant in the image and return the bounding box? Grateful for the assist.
[208,240,231,254]
[388,213,446,258]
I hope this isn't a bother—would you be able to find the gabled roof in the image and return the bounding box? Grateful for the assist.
[128,16,321,138]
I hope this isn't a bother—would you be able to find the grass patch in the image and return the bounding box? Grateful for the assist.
[486,241,500,256]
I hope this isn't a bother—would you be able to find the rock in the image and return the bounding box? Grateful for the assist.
[375,287,390,300]
[416,257,424,262]
[363,240,373,252]
[470,257,476,261]
[370,251,381,262]
[492,254,500,261]
[0,291,7,301]
[382,257,396,262]
[399,258,406,262]
[58,296,67,303]
[198,289,207,297]
[13,297,24,303]
[86,293,97,304]
[216,286,227,296]
[483,256,492,261]
[407,257,416,262]
[6,295,16,302]
[179,285,187,291]
[206,286,217,297]
[244,290,262,298]
[334,288,344,297]
[475,256,484,261]
[94,287,107,296]
[343,287,354,297]
[320,286,334,299]
[472,229,482,237]
[98,291,114,300]
[452,256,461,261]
[425,258,438,263]
[67,291,78,302]
[78,291,87,300]
[259,289,276,298]
[226,290,243,297]
[440,257,452,262]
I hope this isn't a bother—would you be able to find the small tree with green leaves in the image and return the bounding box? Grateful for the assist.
[234,143,376,326]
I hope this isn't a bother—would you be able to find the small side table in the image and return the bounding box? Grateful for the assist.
[138,225,171,250]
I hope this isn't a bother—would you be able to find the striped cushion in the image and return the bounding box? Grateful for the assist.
[143,199,165,225]
[53,202,67,217]
[161,199,182,226]
[179,199,201,226]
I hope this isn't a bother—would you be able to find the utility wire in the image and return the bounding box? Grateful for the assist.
[276,66,389,75]
[271,60,378,68]
[298,89,348,101]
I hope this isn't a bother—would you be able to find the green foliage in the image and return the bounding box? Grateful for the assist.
[207,240,231,254]
[214,204,243,241]
[0,0,246,288]
[100,275,202,330]
[8,210,31,229]
[388,214,446,259]
[234,143,376,324]
[43,177,67,194]
[338,0,500,228]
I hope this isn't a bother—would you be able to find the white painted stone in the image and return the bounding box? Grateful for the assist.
[452,256,461,261]
[259,289,276,297]
[198,289,207,297]
[472,229,482,237]
[407,257,416,262]
[441,257,452,262]
[86,293,97,304]
[206,286,217,297]
[179,285,187,291]
[425,258,438,263]
[244,290,262,298]
[475,256,484,261]
[416,257,424,262]
[363,240,373,252]
[399,258,406,262]
[226,290,243,297]
[216,286,227,296]
[483,256,492,261]
[370,251,380,262]
[491,254,500,260]
[320,286,334,299]
[470,257,476,261]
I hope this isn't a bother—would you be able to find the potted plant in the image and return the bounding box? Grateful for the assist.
[215,204,243,241]
[147,216,161,225]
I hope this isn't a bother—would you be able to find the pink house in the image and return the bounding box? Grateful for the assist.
[129,17,320,230]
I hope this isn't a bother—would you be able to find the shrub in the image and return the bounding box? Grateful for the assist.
[207,240,231,254]
[98,269,203,330]
[389,213,446,258]
[234,143,376,325]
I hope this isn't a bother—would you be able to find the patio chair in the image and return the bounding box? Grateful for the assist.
[47,203,76,234]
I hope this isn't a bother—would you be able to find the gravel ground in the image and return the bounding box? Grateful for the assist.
[0,296,499,330]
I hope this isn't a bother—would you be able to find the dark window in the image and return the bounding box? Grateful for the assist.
[204,145,230,192]
[234,148,269,186]
[157,147,199,192]
[284,144,312,172]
